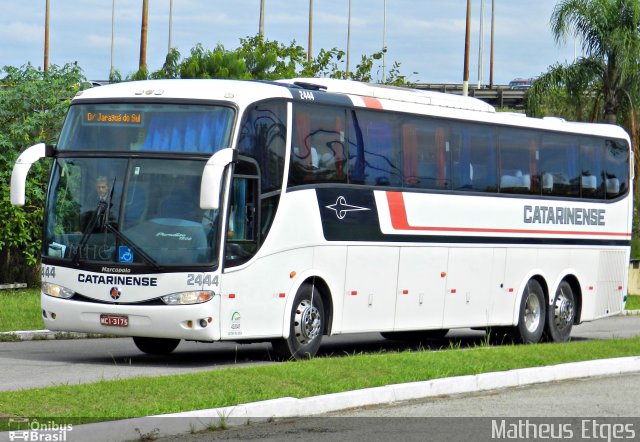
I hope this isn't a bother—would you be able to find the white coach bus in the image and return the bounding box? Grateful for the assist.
[11,78,632,359]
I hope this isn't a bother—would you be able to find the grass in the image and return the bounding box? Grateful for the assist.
[1,336,640,427]
[0,288,43,332]
[626,295,640,310]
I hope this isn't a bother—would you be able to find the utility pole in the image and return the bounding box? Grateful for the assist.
[463,0,471,96]
[477,0,484,88]
[346,0,352,74]
[382,0,387,82]
[259,0,265,37]
[489,0,495,88]
[139,0,149,72]
[308,0,313,62]
[110,0,115,78]
[168,0,173,53]
[44,0,50,72]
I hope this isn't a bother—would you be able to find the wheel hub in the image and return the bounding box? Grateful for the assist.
[554,290,574,330]
[293,299,321,345]
[524,292,541,333]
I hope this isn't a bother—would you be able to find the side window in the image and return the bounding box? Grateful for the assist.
[225,172,259,267]
[539,134,579,197]
[289,104,347,186]
[402,118,450,190]
[498,129,538,195]
[451,123,497,192]
[237,101,287,193]
[604,139,630,199]
[580,138,605,199]
[349,110,402,187]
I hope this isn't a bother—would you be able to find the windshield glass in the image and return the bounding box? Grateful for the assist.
[44,157,219,268]
[58,103,234,152]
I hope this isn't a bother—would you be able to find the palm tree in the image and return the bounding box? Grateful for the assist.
[547,0,640,124]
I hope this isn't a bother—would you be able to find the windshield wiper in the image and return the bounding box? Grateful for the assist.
[71,199,107,266]
[103,221,162,271]
[71,177,116,266]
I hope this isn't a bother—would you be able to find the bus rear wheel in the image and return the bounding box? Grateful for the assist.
[133,336,180,355]
[512,279,546,344]
[272,284,325,360]
[545,280,575,342]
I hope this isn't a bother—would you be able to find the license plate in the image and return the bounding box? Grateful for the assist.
[100,314,128,327]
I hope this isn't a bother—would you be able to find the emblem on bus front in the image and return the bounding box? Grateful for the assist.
[325,196,370,220]
[110,287,121,300]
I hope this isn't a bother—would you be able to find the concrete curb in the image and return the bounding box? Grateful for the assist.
[0,330,107,341]
[21,356,639,442]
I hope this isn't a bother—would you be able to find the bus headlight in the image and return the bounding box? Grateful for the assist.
[161,291,215,305]
[42,282,75,299]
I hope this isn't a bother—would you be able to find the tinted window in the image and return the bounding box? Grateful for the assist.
[580,138,605,199]
[539,134,579,197]
[402,119,450,190]
[349,110,402,186]
[498,129,538,195]
[289,104,347,185]
[604,139,629,199]
[237,101,287,193]
[451,122,497,192]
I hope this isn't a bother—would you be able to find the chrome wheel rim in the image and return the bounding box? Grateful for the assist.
[524,292,542,333]
[553,286,574,331]
[293,299,321,345]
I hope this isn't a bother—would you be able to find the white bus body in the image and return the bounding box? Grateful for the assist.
[11,78,632,358]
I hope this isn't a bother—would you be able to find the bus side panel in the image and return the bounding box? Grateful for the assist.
[218,248,313,340]
[442,247,494,329]
[312,245,348,334]
[341,246,399,333]
[569,248,600,322]
[593,249,629,319]
[393,246,448,331]
[501,248,539,326]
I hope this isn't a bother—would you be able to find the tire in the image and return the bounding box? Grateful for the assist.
[272,283,325,360]
[512,279,546,344]
[545,280,575,342]
[380,329,449,341]
[133,336,180,355]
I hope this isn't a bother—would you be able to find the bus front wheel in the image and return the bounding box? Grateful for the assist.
[133,336,180,355]
[513,279,546,344]
[545,280,575,342]
[272,284,325,360]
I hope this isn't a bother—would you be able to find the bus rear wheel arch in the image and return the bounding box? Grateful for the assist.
[271,282,326,360]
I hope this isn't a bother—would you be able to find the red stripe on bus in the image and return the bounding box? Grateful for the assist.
[362,96,383,109]
[385,191,631,238]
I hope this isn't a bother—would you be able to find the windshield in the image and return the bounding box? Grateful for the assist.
[44,157,219,268]
[58,103,234,152]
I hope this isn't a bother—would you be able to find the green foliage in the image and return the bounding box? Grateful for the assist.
[0,63,85,282]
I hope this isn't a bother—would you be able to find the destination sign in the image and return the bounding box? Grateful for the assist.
[85,111,142,125]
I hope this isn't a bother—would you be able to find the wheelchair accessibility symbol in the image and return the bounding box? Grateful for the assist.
[118,246,133,263]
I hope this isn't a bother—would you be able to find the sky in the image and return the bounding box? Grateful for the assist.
[0,0,579,85]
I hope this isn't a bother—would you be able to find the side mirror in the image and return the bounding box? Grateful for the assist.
[10,143,54,206]
[200,148,237,210]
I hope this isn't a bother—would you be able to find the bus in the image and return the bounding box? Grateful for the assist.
[11,78,632,359]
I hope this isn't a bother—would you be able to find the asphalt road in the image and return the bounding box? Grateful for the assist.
[154,373,640,442]
[1,314,638,392]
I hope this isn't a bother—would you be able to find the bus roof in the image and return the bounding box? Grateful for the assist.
[73,78,629,142]
[278,77,497,113]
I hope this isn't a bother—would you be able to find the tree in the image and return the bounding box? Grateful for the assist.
[0,63,86,284]
[544,0,640,124]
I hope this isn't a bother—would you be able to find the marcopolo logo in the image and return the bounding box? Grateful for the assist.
[109,287,121,300]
